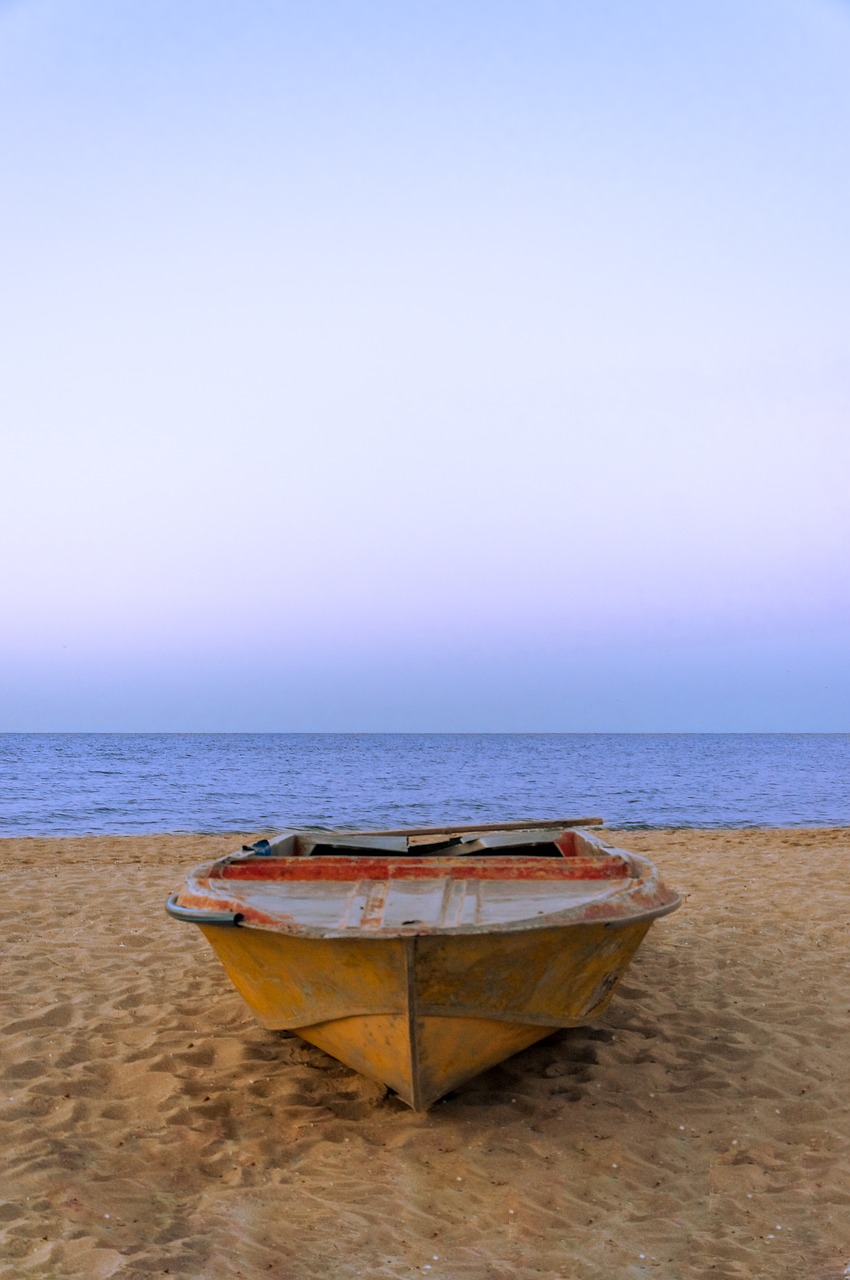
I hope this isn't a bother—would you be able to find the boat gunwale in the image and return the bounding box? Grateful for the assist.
[170,894,681,937]
[171,848,681,938]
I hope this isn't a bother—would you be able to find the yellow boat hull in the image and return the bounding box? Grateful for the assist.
[201,918,651,1109]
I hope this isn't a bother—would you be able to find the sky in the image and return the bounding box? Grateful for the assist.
[1,0,849,731]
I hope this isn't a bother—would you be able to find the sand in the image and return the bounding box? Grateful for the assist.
[1,827,849,1280]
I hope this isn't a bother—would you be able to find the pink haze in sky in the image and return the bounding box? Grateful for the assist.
[1,0,849,729]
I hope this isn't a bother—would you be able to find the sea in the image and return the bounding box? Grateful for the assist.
[0,733,848,837]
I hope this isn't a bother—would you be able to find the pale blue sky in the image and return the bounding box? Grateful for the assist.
[2,0,849,729]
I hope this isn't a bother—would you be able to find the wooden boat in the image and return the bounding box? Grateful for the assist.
[166,819,680,1109]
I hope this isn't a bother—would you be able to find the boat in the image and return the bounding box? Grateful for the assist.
[166,818,680,1110]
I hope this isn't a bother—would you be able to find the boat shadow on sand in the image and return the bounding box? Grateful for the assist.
[265,1021,619,1118]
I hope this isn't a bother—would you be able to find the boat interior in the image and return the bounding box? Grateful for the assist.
[236,823,607,863]
[214,825,636,888]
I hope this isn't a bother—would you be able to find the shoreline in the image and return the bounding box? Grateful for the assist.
[3,821,849,845]
[2,828,849,1278]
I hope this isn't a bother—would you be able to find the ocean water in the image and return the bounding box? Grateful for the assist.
[0,734,848,837]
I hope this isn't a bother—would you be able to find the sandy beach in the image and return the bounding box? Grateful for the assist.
[2,827,849,1280]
